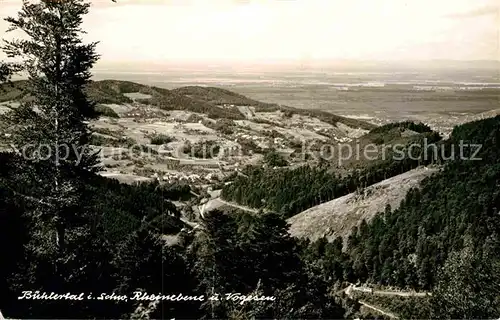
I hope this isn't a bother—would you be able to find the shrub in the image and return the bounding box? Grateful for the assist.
[95,104,119,118]
[89,134,136,147]
[263,149,288,167]
[150,134,174,145]
[205,119,236,135]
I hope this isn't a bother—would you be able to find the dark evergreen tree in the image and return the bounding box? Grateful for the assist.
[263,148,288,167]
[113,226,199,319]
[0,1,114,317]
[192,210,244,318]
[2,0,101,248]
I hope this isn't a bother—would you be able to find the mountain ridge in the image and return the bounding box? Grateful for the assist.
[0,79,376,130]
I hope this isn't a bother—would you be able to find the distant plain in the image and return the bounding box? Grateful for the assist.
[92,67,500,135]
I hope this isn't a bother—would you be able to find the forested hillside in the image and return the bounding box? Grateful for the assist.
[222,116,500,318]
[222,122,443,218]
[344,115,500,288]
[303,115,500,318]
[0,159,187,317]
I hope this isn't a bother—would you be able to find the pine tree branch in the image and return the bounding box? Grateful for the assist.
[5,185,54,207]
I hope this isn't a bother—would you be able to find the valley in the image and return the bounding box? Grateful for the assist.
[0,80,373,189]
[1,78,496,247]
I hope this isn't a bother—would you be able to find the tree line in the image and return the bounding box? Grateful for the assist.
[303,116,500,318]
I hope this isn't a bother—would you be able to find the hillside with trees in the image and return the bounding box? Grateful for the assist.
[301,115,500,318]
[221,122,443,218]
[341,115,500,289]
[0,78,375,129]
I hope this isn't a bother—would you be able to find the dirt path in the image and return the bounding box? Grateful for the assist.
[359,300,399,319]
[350,285,431,297]
[344,283,431,297]
[180,217,199,229]
[368,289,430,297]
[216,198,259,213]
[199,197,260,217]
[340,283,430,319]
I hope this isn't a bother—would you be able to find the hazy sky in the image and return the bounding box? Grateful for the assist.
[0,0,499,65]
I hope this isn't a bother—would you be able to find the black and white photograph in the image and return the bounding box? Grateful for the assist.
[0,0,499,319]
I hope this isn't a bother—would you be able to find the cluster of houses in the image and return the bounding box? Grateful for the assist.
[152,172,201,183]
[234,132,287,149]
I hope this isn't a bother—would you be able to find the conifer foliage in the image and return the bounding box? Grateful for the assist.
[2,0,99,253]
[0,1,113,317]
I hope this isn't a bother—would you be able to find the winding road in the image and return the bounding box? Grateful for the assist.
[358,300,400,319]
[340,283,431,319]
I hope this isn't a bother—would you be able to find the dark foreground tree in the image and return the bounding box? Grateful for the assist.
[193,210,346,319]
[1,0,116,317]
[113,225,199,319]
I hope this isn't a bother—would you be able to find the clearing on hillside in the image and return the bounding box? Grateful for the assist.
[287,166,440,243]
